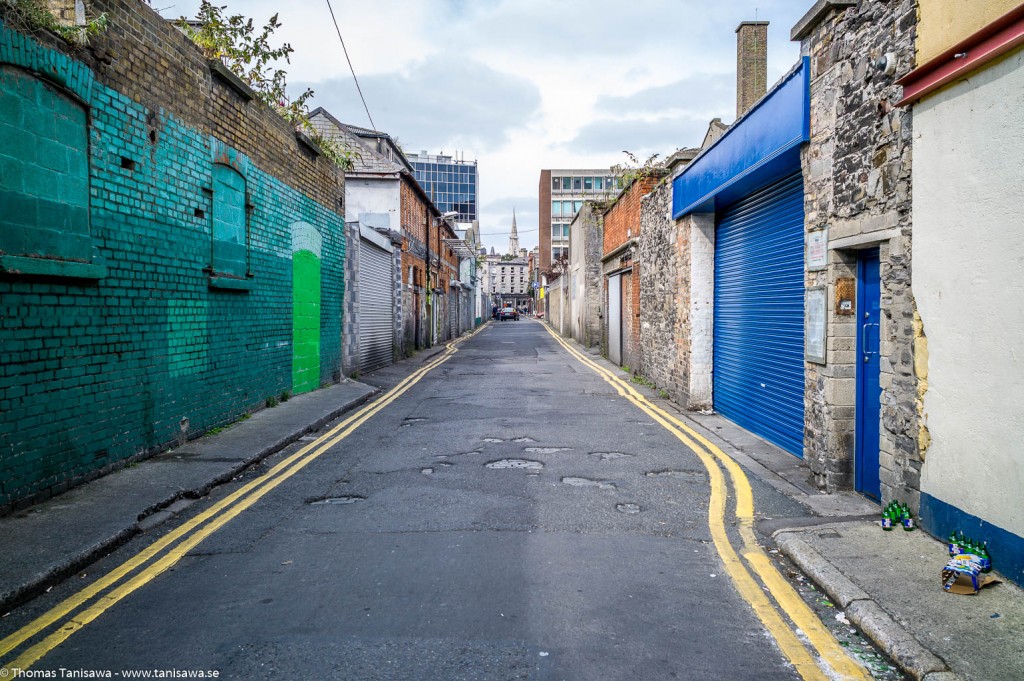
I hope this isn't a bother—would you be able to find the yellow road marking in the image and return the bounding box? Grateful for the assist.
[540,324,869,681]
[1,325,487,672]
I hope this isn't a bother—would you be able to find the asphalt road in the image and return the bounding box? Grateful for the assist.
[6,320,822,680]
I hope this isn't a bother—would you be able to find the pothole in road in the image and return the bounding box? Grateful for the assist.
[400,418,428,428]
[590,452,633,461]
[482,438,504,443]
[421,468,434,475]
[307,495,365,505]
[645,470,706,480]
[524,447,571,454]
[485,459,544,470]
[616,503,642,514]
[512,437,536,443]
[562,477,615,490]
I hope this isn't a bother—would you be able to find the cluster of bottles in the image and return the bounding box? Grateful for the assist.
[880,501,915,531]
[948,531,993,573]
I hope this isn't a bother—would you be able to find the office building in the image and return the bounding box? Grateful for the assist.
[538,169,621,272]
[407,151,479,222]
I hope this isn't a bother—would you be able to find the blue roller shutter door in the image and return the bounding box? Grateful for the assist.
[713,172,805,456]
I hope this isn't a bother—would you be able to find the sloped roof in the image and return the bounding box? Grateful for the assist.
[307,107,408,176]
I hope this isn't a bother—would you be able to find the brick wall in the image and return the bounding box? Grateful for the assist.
[602,177,658,370]
[0,1,346,510]
[736,21,769,118]
[799,0,917,497]
[538,170,551,273]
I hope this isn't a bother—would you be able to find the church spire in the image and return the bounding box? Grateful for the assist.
[508,208,520,256]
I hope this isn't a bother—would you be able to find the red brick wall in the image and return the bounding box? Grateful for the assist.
[539,170,551,272]
[603,177,658,255]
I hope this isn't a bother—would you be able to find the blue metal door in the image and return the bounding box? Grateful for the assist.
[856,250,882,500]
[713,173,805,456]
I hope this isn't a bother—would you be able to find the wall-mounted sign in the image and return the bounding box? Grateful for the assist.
[805,287,827,364]
[807,226,828,271]
[836,277,855,316]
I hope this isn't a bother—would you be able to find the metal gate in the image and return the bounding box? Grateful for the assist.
[713,172,805,456]
[449,286,459,339]
[358,237,394,373]
[608,273,622,365]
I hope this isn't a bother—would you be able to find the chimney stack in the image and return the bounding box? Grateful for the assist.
[736,20,769,118]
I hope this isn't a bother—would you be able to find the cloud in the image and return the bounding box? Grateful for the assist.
[298,54,541,153]
[566,115,713,157]
[595,73,733,118]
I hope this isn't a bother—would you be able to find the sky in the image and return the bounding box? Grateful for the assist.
[158,1,809,254]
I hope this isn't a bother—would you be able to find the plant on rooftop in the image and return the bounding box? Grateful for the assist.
[175,1,355,170]
[1,0,108,45]
[612,150,666,185]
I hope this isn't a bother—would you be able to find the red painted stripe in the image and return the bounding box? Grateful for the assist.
[897,6,1024,106]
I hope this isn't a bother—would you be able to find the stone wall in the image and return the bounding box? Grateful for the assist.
[0,2,346,509]
[638,180,688,402]
[798,0,918,497]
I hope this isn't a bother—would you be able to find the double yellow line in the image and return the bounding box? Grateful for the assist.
[0,325,487,673]
[540,324,869,681]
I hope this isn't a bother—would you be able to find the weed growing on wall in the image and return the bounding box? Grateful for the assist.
[175,1,355,169]
[1,0,108,45]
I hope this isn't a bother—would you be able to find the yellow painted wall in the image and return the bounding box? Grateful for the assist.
[918,0,1023,64]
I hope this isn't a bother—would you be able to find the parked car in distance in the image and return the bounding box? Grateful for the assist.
[499,306,519,321]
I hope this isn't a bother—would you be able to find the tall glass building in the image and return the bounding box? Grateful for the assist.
[407,151,478,222]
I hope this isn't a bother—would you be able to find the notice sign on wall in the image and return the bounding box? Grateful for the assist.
[805,287,827,364]
[807,227,828,271]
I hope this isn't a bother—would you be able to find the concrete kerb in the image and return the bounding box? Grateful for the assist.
[775,530,958,681]
[0,382,379,614]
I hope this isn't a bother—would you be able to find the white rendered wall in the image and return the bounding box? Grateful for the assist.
[914,50,1024,534]
[688,213,715,409]
[345,178,401,230]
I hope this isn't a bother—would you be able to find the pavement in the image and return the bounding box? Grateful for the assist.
[1,325,1022,680]
[617,352,1024,681]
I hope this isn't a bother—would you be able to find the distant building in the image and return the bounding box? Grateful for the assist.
[407,151,479,222]
[538,169,622,273]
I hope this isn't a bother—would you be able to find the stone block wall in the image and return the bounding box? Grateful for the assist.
[0,1,346,510]
[799,0,918,497]
[638,180,688,402]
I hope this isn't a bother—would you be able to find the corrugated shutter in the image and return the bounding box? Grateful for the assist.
[713,172,804,456]
[358,238,394,373]
[449,287,458,339]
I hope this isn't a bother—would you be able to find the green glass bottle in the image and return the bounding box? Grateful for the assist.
[881,505,894,531]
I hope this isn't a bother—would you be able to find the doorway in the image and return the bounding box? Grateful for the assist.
[855,249,881,500]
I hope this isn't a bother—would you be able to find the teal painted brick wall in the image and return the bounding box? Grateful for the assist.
[0,5,345,509]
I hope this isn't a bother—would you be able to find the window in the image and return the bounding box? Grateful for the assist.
[563,225,570,238]
[551,200,561,217]
[0,66,95,273]
[573,177,582,191]
[563,200,574,216]
[574,200,583,214]
[212,163,249,278]
[595,177,604,190]
[552,177,560,191]
[552,225,561,238]
[584,176,593,190]
[562,177,572,190]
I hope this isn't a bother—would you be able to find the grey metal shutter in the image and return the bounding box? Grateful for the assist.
[358,238,394,372]
[449,287,458,339]
[713,172,805,456]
